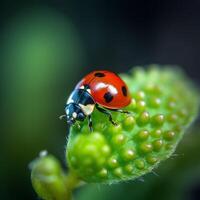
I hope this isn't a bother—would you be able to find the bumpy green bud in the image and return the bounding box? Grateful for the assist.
[30,151,67,200]
[66,65,199,184]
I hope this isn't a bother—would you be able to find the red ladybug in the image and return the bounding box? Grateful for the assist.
[60,70,131,131]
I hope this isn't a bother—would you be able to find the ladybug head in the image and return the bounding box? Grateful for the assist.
[65,103,86,125]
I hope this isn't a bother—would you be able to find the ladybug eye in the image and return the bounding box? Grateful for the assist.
[77,113,85,121]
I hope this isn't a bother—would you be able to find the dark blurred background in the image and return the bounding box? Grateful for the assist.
[0,0,200,199]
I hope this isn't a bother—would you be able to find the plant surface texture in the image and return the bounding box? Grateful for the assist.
[67,65,199,183]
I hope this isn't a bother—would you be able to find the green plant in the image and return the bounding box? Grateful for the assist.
[30,65,199,200]
[75,123,200,200]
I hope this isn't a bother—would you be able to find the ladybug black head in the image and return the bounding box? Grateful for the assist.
[65,103,86,125]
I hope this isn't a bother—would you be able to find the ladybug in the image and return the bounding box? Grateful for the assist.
[60,70,131,131]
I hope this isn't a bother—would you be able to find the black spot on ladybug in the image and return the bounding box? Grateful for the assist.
[104,92,113,103]
[94,72,105,77]
[122,86,127,96]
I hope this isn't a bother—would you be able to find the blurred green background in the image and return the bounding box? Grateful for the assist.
[0,0,200,199]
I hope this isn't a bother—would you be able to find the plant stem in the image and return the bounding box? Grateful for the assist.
[64,171,82,200]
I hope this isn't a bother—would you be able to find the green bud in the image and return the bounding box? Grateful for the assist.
[66,65,199,184]
[30,152,67,200]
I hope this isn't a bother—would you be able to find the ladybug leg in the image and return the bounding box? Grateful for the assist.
[110,109,131,114]
[96,104,118,126]
[88,115,93,132]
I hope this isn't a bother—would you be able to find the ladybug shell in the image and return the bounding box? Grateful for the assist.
[75,70,131,109]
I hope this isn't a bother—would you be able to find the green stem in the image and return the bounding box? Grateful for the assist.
[64,171,82,200]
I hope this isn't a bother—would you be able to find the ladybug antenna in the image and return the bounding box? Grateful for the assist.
[59,114,66,120]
